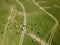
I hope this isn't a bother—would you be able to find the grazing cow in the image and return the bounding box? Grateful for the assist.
[32,40,35,43]
[40,23,42,24]
[34,24,36,25]
[31,28,33,30]
[1,31,4,33]
[37,31,40,34]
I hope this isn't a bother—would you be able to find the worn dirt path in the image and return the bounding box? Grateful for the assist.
[16,0,26,45]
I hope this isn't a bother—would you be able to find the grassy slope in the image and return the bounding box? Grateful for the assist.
[0,0,60,45]
[35,0,60,45]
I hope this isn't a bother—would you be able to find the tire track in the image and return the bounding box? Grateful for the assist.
[2,6,14,45]
[32,0,59,45]
[16,0,26,45]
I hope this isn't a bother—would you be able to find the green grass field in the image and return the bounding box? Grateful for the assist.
[0,0,60,45]
[22,34,40,45]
